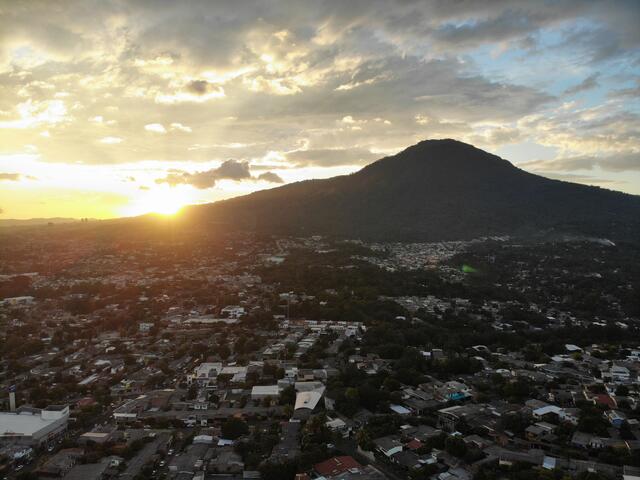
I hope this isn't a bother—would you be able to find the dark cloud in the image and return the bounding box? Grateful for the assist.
[564,73,600,95]
[155,160,284,188]
[187,80,214,95]
[257,171,284,183]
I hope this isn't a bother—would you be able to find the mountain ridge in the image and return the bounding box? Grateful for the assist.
[179,139,639,241]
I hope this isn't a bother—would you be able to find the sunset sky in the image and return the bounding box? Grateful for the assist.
[1,0,639,219]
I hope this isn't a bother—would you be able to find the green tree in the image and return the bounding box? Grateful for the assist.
[222,417,249,439]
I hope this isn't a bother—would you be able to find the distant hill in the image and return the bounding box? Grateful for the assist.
[183,139,640,241]
[0,217,84,227]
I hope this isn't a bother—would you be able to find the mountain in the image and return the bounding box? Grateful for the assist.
[183,139,640,241]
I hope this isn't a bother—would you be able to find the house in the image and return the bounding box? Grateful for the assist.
[607,410,626,428]
[189,362,223,387]
[437,381,473,402]
[610,365,631,383]
[390,404,412,415]
[373,436,403,457]
[571,432,604,449]
[525,422,556,442]
[220,365,248,384]
[532,405,563,421]
[62,460,110,480]
[208,448,244,474]
[36,448,84,477]
[314,455,362,478]
[392,450,421,470]
[438,467,473,480]
[325,417,349,437]
[437,404,487,432]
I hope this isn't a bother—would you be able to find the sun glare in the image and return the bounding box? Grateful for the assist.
[122,187,192,217]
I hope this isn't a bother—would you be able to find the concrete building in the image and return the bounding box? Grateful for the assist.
[251,385,280,400]
[0,405,69,446]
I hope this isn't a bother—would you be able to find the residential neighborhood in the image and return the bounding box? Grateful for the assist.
[1,231,639,479]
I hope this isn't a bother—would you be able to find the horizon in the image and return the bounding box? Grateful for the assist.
[3,137,640,223]
[1,1,640,219]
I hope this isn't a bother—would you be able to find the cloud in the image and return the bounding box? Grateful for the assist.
[155,160,284,189]
[257,171,284,183]
[0,99,68,129]
[522,151,640,173]
[0,173,36,181]
[285,148,381,167]
[170,122,192,133]
[536,172,623,186]
[145,123,167,134]
[155,82,225,104]
[186,80,211,95]
[564,73,600,95]
[609,78,640,99]
[0,173,21,181]
[1,0,639,207]
[99,136,123,144]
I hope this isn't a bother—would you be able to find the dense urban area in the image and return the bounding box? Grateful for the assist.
[1,224,639,480]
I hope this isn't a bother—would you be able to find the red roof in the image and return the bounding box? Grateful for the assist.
[77,397,96,407]
[594,394,617,408]
[406,439,423,450]
[314,456,362,477]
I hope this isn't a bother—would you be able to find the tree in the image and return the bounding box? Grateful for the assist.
[259,460,297,480]
[356,429,373,451]
[279,385,296,406]
[445,436,467,458]
[218,343,230,360]
[222,417,249,439]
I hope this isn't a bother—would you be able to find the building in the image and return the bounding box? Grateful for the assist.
[373,436,403,457]
[314,455,362,478]
[189,362,223,386]
[251,385,280,400]
[138,322,154,333]
[293,388,324,420]
[0,405,69,446]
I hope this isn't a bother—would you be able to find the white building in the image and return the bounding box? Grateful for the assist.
[188,362,223,386]
[0,405,69,446]
[251,385,280,400]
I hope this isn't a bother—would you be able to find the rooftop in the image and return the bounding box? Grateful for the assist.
[0,410,64,437]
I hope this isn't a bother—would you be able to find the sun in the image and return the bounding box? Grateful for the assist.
[122,186,192,217]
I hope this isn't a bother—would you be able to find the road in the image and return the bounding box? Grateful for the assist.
[119,434,169,479]
[139,406,285,419]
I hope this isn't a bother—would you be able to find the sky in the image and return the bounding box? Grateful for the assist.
[0,0,639,219]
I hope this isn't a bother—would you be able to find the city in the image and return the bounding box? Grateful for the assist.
[1,228,638,480]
